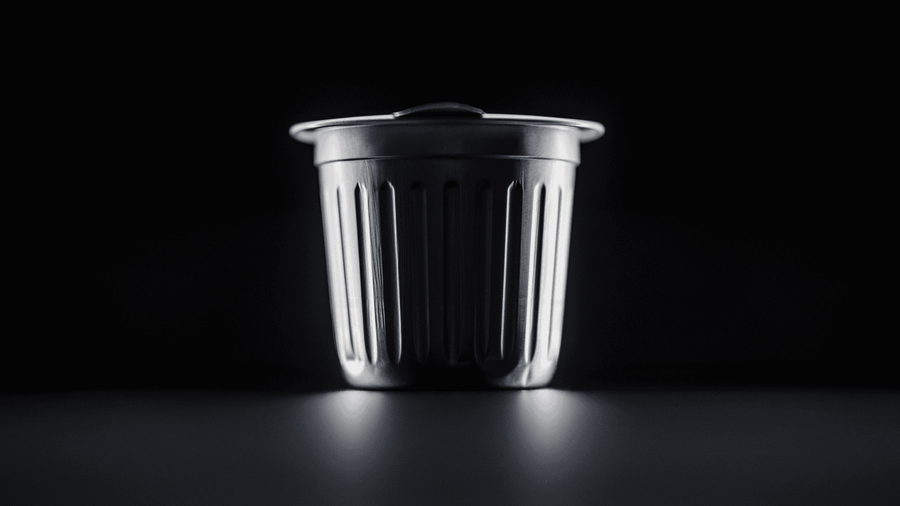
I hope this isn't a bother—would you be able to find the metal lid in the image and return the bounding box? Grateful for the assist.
[290,102,605,143]
[289,102,605,165]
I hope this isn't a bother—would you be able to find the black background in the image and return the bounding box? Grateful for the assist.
[9,15,891,393]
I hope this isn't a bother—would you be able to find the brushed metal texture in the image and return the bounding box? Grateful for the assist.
[318,158,575,388]
[294,103,602,388]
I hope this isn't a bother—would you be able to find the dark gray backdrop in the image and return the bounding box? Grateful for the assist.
[10,22,888,392]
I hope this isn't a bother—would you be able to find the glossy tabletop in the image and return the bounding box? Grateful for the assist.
[2,389,898,505]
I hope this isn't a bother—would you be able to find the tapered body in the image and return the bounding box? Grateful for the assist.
[291,102,604,388]
[319,159,575,388]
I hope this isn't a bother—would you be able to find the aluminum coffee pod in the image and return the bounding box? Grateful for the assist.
[291,102,604,388]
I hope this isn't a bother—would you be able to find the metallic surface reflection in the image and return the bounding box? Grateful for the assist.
[510,389,612,502]
[516,390,586,463]
[318,390,387,449]
[298,391,390,487]
[2,390,898,505]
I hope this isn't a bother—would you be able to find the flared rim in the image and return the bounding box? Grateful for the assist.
[289,108,605,144]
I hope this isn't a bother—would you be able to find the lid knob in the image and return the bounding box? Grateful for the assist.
[393,102,484,118]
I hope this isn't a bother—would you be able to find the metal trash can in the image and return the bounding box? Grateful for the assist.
[290,102,604,388]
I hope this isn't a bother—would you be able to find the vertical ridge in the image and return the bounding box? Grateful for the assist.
[549,185,570,364]
[380,181,401,364]
[474,181,493,360]
[410,182,430,364]
[336,187,356,360]
[548,186,563,358]
[500,181,523,360]
[443,181,461,364]
[355,184,376,364]
[527,185,547,364]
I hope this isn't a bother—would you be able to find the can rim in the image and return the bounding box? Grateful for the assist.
[289,112,605,144]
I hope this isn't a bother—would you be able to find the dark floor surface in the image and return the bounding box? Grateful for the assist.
[3,388,898,505]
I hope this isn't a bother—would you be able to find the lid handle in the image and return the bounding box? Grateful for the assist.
[393,102,484,118]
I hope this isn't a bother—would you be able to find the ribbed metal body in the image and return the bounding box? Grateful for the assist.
[318,158,576,388]
[292,102,603,389]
